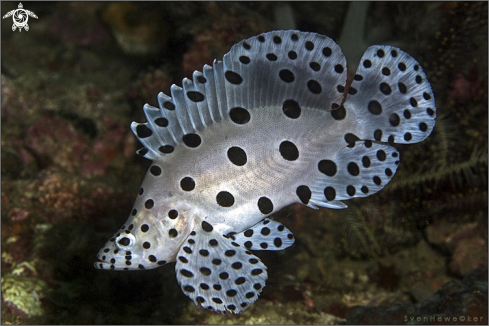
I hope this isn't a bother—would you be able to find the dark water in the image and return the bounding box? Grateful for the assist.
[1,2,487,324]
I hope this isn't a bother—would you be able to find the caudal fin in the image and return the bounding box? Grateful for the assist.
[344,45,437,144]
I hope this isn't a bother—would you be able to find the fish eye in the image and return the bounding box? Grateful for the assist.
[115,232,136,249]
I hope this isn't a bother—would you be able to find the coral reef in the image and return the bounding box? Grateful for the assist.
[101,2,169,56]
[1,262,48,317]
[345,268,488,324]
[1,1,487,324]
[181,2,271,77]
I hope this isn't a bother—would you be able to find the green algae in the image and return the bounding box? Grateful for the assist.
[1,262,48,317]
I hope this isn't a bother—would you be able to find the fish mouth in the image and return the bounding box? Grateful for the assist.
[94,252,112,269]
[95,250,112,263]
[94,256,129,271]
[95,248,153,271]
[94,260,112,270]
[94,250,123,270]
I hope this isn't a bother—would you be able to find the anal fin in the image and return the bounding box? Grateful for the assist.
[310,141,399,207]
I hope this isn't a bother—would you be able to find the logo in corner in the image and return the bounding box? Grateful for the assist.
[2,3,38,32]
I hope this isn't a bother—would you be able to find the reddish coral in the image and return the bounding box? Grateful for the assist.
[9,135,36,168]
[182,2,268,77]
[126,69,172,109]
[8,208,30,222]
[81,117,130,176]
[426,218,488,277]
[448,63,487,102]
[34,168,130,225]
[282,285,315,308]
[25,117,87,172]
[49,3,110,47]
[37,171,78,223]
[450,237,488,276]
[2,302,29,318]
[23,116,130,177]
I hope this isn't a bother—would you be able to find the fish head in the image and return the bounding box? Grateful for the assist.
[95,203,196,271]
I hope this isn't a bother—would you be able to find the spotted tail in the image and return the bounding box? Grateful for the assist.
[303,45,437,209]
[344,45,437,144]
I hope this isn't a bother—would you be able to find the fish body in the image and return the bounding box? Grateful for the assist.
[95,30,436,313]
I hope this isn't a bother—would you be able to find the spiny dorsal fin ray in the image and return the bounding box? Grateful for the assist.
[307,141,399,209]
[175,221,267,313]
[130,102,177,161]
[201,64,219,126]
[131,30,349,160]
[187,71,207,131]
[172,83,194,136]
[344,45,437,144]
[130,61,227,160]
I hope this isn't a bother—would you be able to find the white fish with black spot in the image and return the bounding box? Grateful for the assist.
[95,30,436,313]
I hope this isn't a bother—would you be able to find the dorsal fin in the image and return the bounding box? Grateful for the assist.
[131,30,348,160]
[131,61,228,161]
[221,30,347,113]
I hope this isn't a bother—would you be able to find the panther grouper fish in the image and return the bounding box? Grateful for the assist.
[95,30,436,313]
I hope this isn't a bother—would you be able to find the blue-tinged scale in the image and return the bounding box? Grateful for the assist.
[95,30,437,313]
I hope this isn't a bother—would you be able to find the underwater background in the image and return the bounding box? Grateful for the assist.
[1,1,487,324]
